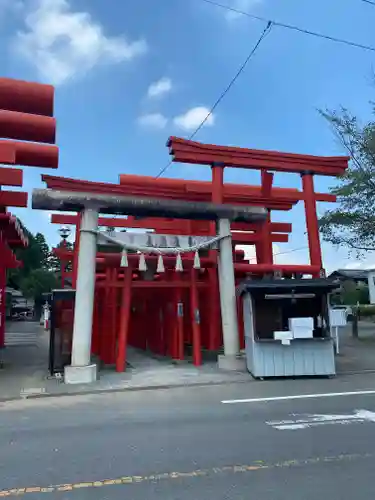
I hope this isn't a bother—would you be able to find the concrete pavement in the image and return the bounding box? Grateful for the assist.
[1,377,375,498]
[1,320,375,402]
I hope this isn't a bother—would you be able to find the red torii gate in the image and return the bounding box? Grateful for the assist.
[39,137,348,378]
[0,77,58,347]
[167,137,349,272]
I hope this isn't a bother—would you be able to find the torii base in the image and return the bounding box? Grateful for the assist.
[218,354,247,372]
[64,364,98,385]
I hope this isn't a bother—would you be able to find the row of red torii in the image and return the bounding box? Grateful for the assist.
[33,137,349,384]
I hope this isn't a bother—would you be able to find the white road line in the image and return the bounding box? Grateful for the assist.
[221,390,375,404]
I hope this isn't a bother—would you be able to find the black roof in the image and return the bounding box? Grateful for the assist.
[329,269,369,281]
[237,278,339,296]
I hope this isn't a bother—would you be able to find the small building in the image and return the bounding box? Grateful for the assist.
[328,269,369,305]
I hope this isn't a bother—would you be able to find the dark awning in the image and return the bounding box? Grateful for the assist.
[237,278,339,296]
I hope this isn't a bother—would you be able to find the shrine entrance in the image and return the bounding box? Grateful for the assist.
[32,136,349,385]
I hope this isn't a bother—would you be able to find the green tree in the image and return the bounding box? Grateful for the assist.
[48,240,74,273]
[8,227,51,289]
[34,233,50,269]
[20,269,58,300]
[319,105,375,254]
[20,268,58,317]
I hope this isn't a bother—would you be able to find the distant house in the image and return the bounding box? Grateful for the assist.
[328,269,369,305]
[329,269,369,284]
[5,287,34,318]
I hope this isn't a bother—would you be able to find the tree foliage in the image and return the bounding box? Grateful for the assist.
[7,222,65,302]
[319,105,375,254]
[20,268,58,300]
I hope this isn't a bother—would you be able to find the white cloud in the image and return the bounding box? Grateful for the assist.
[224,0,263,21]
[137,113,168,130]
[147,77,172,98]
[13,0,147,85]
[173,106,214,131]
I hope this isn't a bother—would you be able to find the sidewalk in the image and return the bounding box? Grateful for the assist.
[1,321,375,402]
[0,323,252,401]
[336,321,375,374]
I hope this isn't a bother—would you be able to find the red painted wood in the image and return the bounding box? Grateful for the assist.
[302,173,323,274]
[0,110,56,144]
[0,78,54,116]
[170,149,346,176]
[261,171,274,197]
[0,168,23,187]
[0,142,16,165]
[234,263,320,274]
[116,268,132,372]
[0,140,58,169]
[45,174,336,206]
[0,191,28,208]
[190,268,202,366]
[168,137,349,176]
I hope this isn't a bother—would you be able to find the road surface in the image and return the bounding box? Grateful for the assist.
[1,377,375,498]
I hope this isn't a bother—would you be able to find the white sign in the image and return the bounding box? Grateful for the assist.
[329,309,347,327]
[266,409,375,430]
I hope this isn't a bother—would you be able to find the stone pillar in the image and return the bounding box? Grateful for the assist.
[64,208,98,384]
[217,218,245,371]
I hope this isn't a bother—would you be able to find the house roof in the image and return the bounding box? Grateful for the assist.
[329,269,369,281]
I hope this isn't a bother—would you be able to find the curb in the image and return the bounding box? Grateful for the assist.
[0,378,252,404]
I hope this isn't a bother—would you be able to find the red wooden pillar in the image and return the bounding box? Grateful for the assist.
[173,273,185,360]
[0,266,6,348]
[258,210,273,264]
[102,267,113,364]
[208,267,221,350]
[302,172,323,276]
[190,268,202,366]
[257,171,273,265]
[110,268,118,363]
[116,268,132,372]
[91,289,100,355]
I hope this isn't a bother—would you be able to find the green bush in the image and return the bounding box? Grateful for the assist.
[358,305,375,317]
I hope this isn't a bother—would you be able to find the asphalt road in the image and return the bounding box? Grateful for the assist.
[2,377,375,499]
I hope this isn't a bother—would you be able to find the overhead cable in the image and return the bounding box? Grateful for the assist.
[155,21,273,178]
[201,0,375,53]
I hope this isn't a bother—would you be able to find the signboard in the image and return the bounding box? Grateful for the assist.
[329,309,347,327]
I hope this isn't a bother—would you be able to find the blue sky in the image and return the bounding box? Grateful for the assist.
[1,0,375,272]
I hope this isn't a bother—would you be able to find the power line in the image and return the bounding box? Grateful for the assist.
[155,21,273,178]
[246,245,309,263]
[201,0,375,53]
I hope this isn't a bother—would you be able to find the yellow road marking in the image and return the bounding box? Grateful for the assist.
[0,453,371,497]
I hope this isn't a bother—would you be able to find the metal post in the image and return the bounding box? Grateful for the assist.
[64,208,98,384]
[352,307,359,339]
[217,218,245,370]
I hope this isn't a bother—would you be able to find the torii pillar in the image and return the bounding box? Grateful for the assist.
[64,208,99,384]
